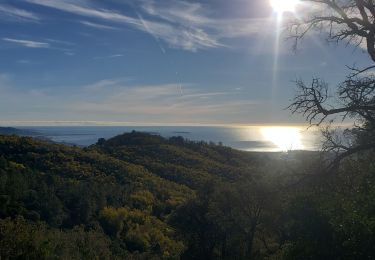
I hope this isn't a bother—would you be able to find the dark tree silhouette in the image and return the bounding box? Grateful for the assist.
[287,0,375,167]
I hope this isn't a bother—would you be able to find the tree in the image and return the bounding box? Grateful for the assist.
[171,178,280,259]
[287,0,375,167]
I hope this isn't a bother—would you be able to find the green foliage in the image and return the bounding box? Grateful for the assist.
[99,206,185,258]
[281,153,375,259]
[0,134,195,258]
[93,131,263,189]
[171,178,282,259]
[0,217,112,259]
[1,132,375,259]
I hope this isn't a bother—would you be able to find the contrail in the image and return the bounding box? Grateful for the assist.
[136,12,166,54]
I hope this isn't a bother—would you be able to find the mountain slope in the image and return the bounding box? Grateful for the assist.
[92,131,267,188]
[0,134,195,258]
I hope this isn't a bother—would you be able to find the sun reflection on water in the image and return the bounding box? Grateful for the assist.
[261,127,304,151]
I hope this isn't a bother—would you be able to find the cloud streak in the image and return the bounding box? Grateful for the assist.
[69,80,261,124]
[80,21,120,30]
[139,0,266,39]
[3,37,76,55]
[25,0,140,25]
[3,38,50,48]
[0,4,40,22]
[25,0,265,51]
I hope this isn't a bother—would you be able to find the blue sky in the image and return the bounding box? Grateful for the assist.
[0,0,371,126]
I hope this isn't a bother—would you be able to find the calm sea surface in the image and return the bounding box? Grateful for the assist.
[18,126,322,152]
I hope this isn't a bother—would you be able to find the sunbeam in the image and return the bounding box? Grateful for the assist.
[272,14,282,99]
[270,0,301,98]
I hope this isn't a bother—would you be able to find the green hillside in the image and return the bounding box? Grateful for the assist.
[92,131,267,188]
[1,133,375,259]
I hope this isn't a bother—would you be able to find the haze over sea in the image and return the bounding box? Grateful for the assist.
[18,126,321,152]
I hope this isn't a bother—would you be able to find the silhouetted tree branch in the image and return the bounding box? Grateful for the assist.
[287,0,375,167]
[290,0,375,62]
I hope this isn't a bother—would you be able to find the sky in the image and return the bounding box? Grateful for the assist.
[0,0,372,126]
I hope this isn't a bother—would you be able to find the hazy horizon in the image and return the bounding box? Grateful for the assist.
[1,121,315,127]
[7,124,320,152]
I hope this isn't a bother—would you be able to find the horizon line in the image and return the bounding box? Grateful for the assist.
[0,120,350,128]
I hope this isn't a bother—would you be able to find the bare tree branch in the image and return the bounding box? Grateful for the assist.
[287,0,375,168]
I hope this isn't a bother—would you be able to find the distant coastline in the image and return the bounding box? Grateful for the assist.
[2,126,319,152]
[0,127,40,136]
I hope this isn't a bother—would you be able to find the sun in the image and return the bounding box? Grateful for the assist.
[261,127,304,151]
[270,0,299,14]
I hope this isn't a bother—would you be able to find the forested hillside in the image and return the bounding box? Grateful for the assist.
[1,132,375,259]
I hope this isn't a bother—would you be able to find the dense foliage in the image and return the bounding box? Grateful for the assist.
[1,132,375,259]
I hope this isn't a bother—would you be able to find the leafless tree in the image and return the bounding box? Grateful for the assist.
[287,0,375,168]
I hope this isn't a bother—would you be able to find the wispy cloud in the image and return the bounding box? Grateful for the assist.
[109,54,123,58]
[0,76,287,125]
[44,38,75,46]
[70,79,261,123]
[25,0,265,52]
[139,0,265,39]
[80,21,119,30]
[93,54,124,60]
[81,79,121,91]
[25,0,140,25]
[3,38,50,48]
[0,4,40,22]
[17,59,33,64]
[135,0,270,51]
[0,74,67,121]
[3,37,76,55]
[136,12,222,51]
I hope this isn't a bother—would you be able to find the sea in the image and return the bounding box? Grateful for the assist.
[16,126,322,152]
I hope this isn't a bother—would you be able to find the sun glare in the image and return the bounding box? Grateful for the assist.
[261,127,303,151]
[270,0,299,14]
